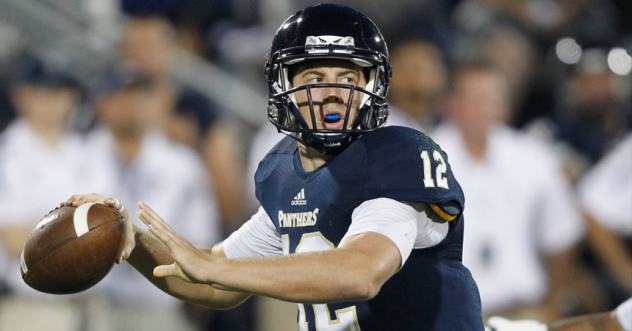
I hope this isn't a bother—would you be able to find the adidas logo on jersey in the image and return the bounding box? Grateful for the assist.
[291,188,307,205]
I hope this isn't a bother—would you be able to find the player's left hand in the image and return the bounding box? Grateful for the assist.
[487,316,548,331]
[137,201,214,284]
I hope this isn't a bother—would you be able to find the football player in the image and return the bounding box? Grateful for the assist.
[487,297,631,331]
[66,4,484,330]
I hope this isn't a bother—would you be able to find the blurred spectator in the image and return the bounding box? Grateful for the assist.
[121,14,257,331]
[578,133,632,305]
[388,39,448,131]
[0,56,109,331]
[120,16,247,231]
[88,66,221,331]
[451,24,539,125]
[550,48,630,175]
[121,0,236,60]
[170,0,234,59]
[452,0,593,45]
[431,63,598,321]
[451,0,627,128]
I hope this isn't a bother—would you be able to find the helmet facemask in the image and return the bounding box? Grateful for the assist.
[267,51,389,155]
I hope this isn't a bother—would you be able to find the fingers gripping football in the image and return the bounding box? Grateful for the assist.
[137,201,212,284]
[63,193,135,264]
[65,193,106,207]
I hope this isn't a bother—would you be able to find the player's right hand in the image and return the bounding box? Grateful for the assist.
[64,193,135,264]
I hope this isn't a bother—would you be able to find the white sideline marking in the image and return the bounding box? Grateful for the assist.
[73,203,95,237]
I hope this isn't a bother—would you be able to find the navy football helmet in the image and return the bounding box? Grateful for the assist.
[265,4,392,155]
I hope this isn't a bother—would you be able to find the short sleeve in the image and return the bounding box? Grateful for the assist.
[617,297,632,331]
[223,207,283,258]
[342,198,418,268]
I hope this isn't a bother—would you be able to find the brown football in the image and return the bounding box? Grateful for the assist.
[20,203,125,294]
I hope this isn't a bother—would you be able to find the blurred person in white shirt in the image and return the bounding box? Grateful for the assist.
[0,56,111,331]
[87,66,221,331]
[486,133,632,330]
[121,16,246,231]
[431,62,594,320]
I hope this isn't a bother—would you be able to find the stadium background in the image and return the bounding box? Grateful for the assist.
[0,0,629,330]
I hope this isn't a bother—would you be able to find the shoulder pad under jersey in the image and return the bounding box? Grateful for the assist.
[359,126,464,208]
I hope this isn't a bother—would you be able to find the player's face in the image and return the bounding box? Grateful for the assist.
[290,61,367,130]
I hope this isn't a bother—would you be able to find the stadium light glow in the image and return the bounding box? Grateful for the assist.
[607,48,632,75]
[555,38,582,64]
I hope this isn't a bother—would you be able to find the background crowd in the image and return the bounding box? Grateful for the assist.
[0,0,629,330]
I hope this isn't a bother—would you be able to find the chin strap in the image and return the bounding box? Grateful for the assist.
[301,131,359,155]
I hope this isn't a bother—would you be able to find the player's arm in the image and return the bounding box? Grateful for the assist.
[218,231,401,303]
[139,201,403,303]
[127,229,251,309]
[585,212,632,293]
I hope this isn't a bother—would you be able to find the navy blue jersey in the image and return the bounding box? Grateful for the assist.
[255,126,483,330]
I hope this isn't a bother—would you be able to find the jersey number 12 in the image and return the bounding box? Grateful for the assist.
[282,232,361,331]
[420,150,449,189]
